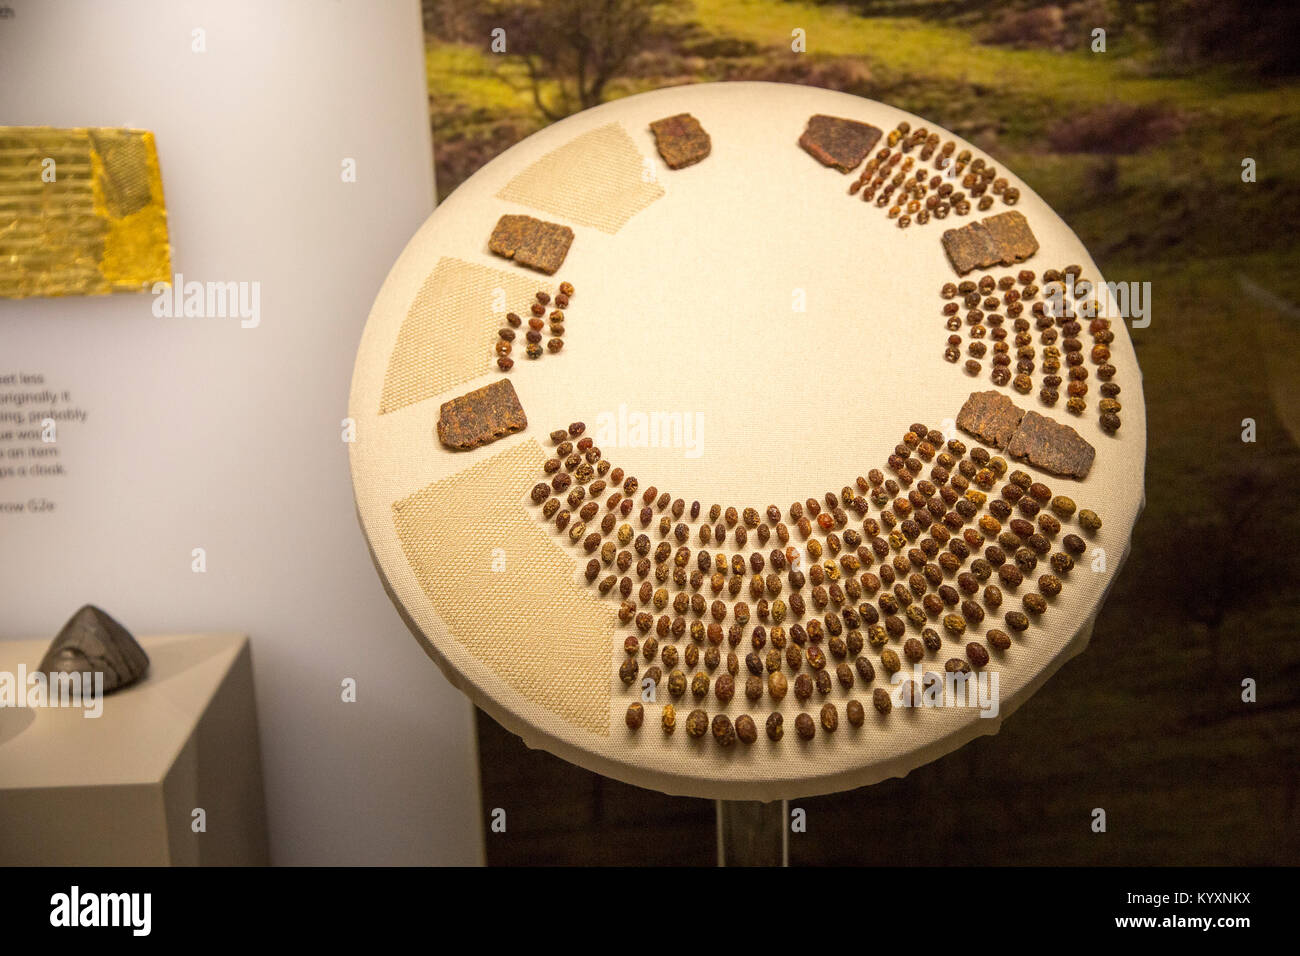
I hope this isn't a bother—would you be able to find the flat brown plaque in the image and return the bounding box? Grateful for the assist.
[942,211,1039,275]
[956,390,1026,448]
[957,391,1096,479]
[983,211,1039,266]
[798,114,881,173]
[436,379,528,451]
[1005,410,1096,479]
[488,214,574,275]
[649,113,711,170]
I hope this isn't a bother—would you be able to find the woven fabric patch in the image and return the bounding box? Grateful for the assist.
[379,257,540,415]
[495,123,665,235]
[392,440,614,735]
[0,127,170,299]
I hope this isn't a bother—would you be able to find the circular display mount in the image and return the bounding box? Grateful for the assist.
[348,82,1145,801]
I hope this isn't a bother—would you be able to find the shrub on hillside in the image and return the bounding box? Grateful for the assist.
[1047,102,1183,154]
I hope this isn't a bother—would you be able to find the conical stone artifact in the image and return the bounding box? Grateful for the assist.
[38,605,149,693]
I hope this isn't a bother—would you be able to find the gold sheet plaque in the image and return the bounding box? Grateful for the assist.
[0,127,171,299]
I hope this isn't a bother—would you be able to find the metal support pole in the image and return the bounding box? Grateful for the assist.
[716,799,788,866]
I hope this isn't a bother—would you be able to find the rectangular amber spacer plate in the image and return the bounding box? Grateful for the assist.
[0,126,172,299]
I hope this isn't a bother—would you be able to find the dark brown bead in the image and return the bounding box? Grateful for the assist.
[765,712,784,740]
[733,714,757,745]
[820,702,839,732]
[841,699,863,727]
[625,702,644,729]
[854,655,876,682]
[794,673,813,701]
[795,712,816,740]
[714,673,735,704]
[1005,610,1030,632]
[706,713,734,747]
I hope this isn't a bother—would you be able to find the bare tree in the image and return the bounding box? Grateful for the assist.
[485,0,675,120]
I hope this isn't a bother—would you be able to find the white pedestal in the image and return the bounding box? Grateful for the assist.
[0,633,269,866]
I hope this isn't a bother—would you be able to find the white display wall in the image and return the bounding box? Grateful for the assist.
[0,0,483,865]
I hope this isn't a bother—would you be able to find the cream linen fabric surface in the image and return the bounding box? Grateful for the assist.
[348,83,1146,801]
[495,122,666,233]
[379,258,543,414]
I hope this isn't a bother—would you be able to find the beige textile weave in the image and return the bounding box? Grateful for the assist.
[392,440,613,735]
[378,257,542,415]
[0,127,170,298]
[348,83,1146,801]
[495,122,665,234]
